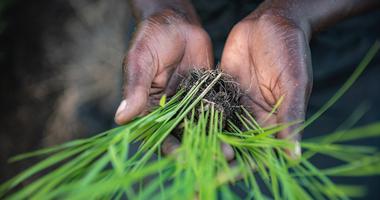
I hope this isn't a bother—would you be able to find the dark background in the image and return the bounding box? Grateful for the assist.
[0,0,379,199]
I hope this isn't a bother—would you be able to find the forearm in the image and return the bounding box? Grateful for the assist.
[255,0,380,40]
[128,0,200,24]
[292,0,379,34]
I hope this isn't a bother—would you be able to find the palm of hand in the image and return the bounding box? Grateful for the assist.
[221,14,312,139]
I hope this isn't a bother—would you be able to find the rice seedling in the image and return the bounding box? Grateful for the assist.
[0,42,380,200]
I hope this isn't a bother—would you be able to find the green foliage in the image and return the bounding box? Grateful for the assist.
[1,42,380,199]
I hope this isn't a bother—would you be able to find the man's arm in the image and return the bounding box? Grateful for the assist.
[252,0,380,40]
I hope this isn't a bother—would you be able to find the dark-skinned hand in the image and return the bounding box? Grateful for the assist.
[114,8,216,155]
[221,6,313,158]
[115,0,379,160]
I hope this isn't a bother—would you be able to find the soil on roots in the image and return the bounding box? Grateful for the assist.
[179,69,243,127]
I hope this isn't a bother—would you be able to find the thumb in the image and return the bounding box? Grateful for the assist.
[115,49,155,125]
[114,88,149,125]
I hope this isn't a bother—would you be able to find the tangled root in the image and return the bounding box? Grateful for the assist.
[179,69,243,127]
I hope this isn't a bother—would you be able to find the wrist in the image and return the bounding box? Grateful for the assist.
[248,1,313,41]
[130,0,200,25]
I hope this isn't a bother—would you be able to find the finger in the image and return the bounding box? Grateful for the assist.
[276,89,308,159]
[185,28,214,69]
[115,44,156,125]
[275,24,312,159]
[221,142,235,162]
[162,135,180,155]
[220,22,251,85]
[165,29,214,96]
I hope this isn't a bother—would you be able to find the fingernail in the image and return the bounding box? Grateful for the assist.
[294,141,302,158]
[116,100,127,117]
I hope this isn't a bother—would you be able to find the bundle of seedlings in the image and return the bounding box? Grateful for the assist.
[1,43,380,200]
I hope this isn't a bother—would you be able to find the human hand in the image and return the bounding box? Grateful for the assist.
[221,5,313,158]
[115,9,213,125]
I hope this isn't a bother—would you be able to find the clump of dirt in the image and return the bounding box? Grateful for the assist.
[179,69,243,127]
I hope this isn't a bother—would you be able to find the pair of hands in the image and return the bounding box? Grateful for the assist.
[115,2,313,158]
